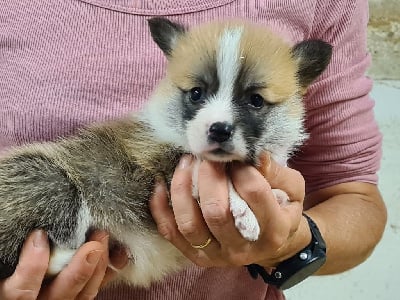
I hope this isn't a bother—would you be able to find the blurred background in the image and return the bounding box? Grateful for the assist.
[285,1,400,299]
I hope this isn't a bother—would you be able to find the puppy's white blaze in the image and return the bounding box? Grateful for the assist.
[217,27,243,91]
[213,28,243,128]
[203,94,234,124]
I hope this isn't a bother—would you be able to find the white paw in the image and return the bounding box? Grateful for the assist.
[228,182,260,241]
[48,246,77,275]
[272,188,290,206]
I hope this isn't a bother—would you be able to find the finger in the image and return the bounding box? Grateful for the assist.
[76,233,109,299]
[100,267,118,289]
[100,242,129,288]
[257,153,305,202]
[232,161,303,235]
[230,162,280,223]
[0,230,49,300]
[198,161,245,248]
[170,156,214,248]
[258,153,305,232]
[77,254,108,299]
[150,180,182,243]
[39,242,104,300]
[230,163,297,258]
[149,174,214,266]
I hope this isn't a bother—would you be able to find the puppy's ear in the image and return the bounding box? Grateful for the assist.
[148,18,186,57]
[292,40,332,89]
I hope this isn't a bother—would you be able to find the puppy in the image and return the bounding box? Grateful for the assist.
[0,18,331,286]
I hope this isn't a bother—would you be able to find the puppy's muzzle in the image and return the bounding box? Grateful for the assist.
[208,122,234,143]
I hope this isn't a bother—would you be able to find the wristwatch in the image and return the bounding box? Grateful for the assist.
[246,213,326,290]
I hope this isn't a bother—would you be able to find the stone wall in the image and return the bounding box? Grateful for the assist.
[368,0,400,79]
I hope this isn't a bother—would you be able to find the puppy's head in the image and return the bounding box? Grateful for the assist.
[147,18,332,163]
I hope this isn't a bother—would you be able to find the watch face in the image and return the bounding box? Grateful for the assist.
[279,256,326,290]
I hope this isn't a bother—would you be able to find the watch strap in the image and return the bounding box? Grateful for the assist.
[246,213,326,290]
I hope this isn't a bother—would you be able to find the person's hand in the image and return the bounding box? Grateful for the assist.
[0,230,128,300]
[150,153,311,268]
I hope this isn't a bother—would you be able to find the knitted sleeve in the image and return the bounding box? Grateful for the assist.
[289,0,382,194]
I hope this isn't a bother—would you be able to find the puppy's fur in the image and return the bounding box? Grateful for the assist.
[0,18,332,286]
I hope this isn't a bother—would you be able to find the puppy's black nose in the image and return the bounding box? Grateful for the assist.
[208,122,234,143]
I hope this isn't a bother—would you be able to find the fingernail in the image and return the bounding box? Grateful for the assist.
[33,230,48,248]
[260,152,271,164]
[178,155,193,169]
[258,152,271,173]
[86,250,103,265]
[154,182,166,194]
[100,233,109,244]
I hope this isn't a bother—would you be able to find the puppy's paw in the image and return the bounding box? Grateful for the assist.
[229,183,260,241]
[272,188,290,206]
[47,246,77,276]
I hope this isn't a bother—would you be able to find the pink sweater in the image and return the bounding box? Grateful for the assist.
[0,0,381,299]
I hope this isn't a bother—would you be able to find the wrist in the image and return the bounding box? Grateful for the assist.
[259,215,312,268]
[282,215,313,262]
[248,214,327,290]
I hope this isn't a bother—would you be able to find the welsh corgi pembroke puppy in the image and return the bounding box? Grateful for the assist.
[0,18,332,286]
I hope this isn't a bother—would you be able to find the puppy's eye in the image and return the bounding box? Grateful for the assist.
[189,87,203,103]
[249,94,264,108]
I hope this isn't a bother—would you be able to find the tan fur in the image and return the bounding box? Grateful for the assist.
[167,22,222,90]
[239,23,299,104]
[167,21,299,105]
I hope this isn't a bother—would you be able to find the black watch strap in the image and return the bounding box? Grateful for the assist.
[246,213,326,290]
